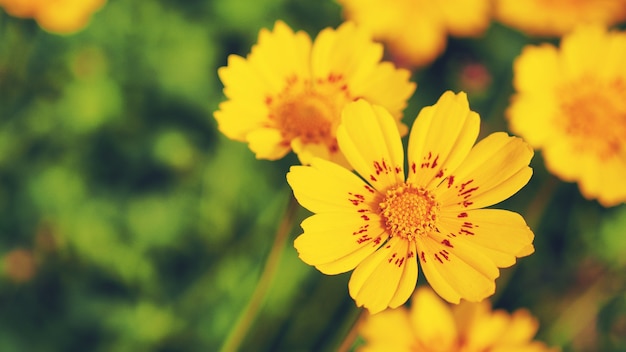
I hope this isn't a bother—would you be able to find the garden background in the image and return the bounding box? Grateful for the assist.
[1,0,625,351]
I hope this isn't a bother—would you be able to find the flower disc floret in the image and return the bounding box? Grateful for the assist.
[380,183,440,241]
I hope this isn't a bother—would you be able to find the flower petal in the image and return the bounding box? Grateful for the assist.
[337,100,405,191]
[388,240,419,308]
[437,209,535,267]
[407,91,480,190]
[291,138,350,169]
[358,308,416,352]
[287,157,380,214]
[437,132,533,211]
[349,237,416,313]
[246,127,290,160]
[294,212,387,275]
[251,20,312,91]
[352,61,415,123]
[311,22,383,88]
[416,234,497,303]
[409,287,458,351]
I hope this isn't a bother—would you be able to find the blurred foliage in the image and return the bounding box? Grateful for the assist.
[0,1,625,351]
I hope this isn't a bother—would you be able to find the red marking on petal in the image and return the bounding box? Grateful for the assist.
[442,239,453,247]
[395,166,402,174]
[440,250,449,261]
[447,176,455,188]
[460,229,474,236]
[420,251,426,262]
[458,212,468,218]
[373,237,382,245]
[370,175,377,182]
[408,251,414,258]
[411,162,417,174]
[434,253,443,264]
[356,235,372,244]
[431,155,439,168]
[435,169,444,178]
[397,257,405,267]
[460,187,479,196]
[361,215,370,221]
[462,200,473,208]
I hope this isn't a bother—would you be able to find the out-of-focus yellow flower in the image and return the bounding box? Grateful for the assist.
[214,21,415,167]
[358,287,557,352]
[494,0,626,37]
[287,91,535,313]
[0,0,106,34]
[507,25,626,207]
[337,0,491,68]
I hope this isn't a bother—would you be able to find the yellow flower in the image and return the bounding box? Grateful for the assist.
[0,0,106,34]
[507,25,626,207]
[358,287,557,352]
[287,91,535,313]
[494,0,626,37]
[214,21,415,167]
[337,0,491,68]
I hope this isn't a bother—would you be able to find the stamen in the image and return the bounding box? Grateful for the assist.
[268,74,353,148]
[379,183,440,241]
[559,77,626,160]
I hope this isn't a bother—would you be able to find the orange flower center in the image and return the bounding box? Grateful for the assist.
[267,74,353,150]
[559,77,626,160]
[379,183,440,241]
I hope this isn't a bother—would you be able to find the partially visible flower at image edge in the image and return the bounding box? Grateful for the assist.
[287,91,535,313]
[358,287,558,352]
[214,20,415,167]
[337,0,491,68]
[0,0,106,34]
[494,0,626,37]
[507,24,626,207]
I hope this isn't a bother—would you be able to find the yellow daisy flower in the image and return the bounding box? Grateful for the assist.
[358,287,557,352]
[337,0,491,68]
[507,25,626,207]
[287,91,535,313]
[214,21,415,167]
[0,0,106,34]
[494,0,626,37]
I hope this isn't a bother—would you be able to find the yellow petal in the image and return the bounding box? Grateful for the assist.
[352,61,415,122]
[349,237,416,314]
[407,91,480,190]
[463,309,510,350]
[337,100,405,191]
[436,209,535,267]
[287,157,380,214]
[294,212,386,275]
[388,240,419,308]
[494,308,539,345]
[312,22,383,89]
[358,308,416,352]
[250,20,312,92]
[512,44,560,96]
[409,287,458,351]
[246,128,290,160]
[561,25,609,81]
[416,234,496,303]
[214,99,268,141]
[291,138,351,169]
[438,132,533,211]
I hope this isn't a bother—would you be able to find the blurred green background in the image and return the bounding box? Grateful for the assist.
[1,1,625,351]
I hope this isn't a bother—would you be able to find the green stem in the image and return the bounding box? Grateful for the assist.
[220,194,300,352]
[336,309,365,352]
